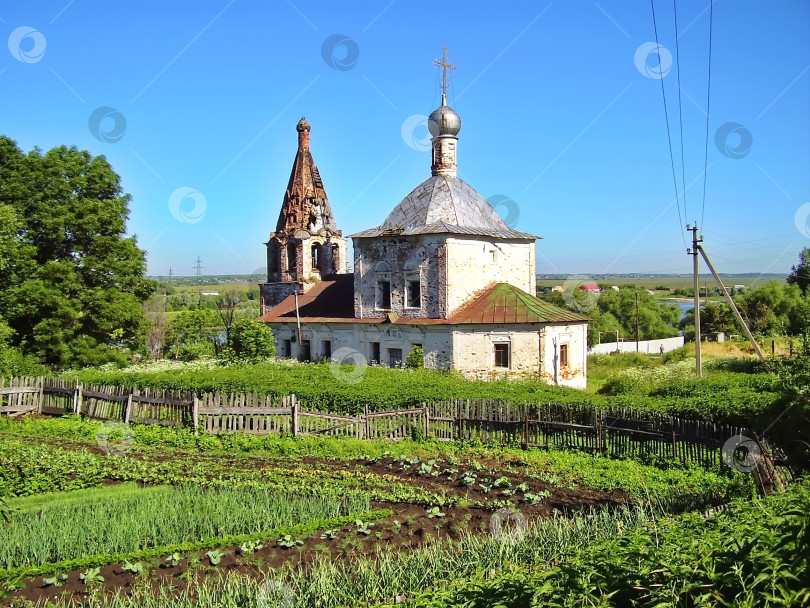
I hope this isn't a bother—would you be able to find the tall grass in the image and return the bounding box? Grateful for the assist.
[0,484,369,570]
[44,505,655,607]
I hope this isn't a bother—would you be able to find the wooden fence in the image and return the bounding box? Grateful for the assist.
[0,377,428,442]
[0,377,791,480]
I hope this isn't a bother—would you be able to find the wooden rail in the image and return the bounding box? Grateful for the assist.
[0,376,792,483]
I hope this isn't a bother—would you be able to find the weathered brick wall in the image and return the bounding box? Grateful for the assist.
[353,235,446,319]
[353,235,535,320]
[260,282,302,314]
[444,238,535,315]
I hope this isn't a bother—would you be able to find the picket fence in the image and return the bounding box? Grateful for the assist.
[0,376,791,487]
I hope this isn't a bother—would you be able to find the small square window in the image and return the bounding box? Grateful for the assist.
[560,344,569,367]
[494,343,510,368]
[406,280,421,308]
[388,348,403,368]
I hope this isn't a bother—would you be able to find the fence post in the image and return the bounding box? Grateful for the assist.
[457,400,464,442]
[124,391,133,424]
[192,394,199,435]
[73,382,82,414]
[363,404,370,440]
[423,403,430,439]
[672,430,677,459]
[291,396,298,438]
[37,377,44,414]
[523,416,529,450]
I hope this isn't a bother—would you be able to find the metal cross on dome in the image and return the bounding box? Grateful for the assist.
[433,47,455,95]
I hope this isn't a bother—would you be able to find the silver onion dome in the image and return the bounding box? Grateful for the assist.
[428,104,461,137]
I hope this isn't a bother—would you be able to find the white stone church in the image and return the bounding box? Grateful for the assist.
[259,56,589,388]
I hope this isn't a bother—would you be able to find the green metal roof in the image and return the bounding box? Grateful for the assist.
[449,283,590,325]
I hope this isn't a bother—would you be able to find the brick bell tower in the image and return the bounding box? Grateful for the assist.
[260,117,346,314]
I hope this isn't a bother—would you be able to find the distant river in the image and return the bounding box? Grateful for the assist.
[670,300,699,322]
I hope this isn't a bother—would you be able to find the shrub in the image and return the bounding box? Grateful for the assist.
[222,320,275,363]
[404,345,424,369]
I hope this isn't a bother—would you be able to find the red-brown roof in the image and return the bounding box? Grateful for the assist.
[261,277,588,326]
[259,274,376,323]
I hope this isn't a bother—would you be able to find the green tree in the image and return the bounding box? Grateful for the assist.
[680,301,738,339]
[164,310,220,361]
[737,281,803,337]
[540,286,680,346]
[223,319,275,363]
[0,137,155,367]
[593,288,680,342]
[787,247,810,295]
[405,344,424,369]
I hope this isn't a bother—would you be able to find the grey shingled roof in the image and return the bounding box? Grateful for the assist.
[350,176,538,240]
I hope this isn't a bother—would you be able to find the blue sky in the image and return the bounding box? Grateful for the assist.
[2,0,808,279]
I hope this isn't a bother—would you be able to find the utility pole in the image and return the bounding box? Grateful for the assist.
[635,292,640,353]
[697,245,766,361]
[687,224,702,377]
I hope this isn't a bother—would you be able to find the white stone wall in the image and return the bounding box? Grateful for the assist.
[538,323,588,390]
[269,320,587,390]
[452,322,587,389]
[444,238,536,315]
[269,322,449,369]
[589,336,684,355]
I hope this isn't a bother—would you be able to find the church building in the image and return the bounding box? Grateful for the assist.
[259,52,589,388]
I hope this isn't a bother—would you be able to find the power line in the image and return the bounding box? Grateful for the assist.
[650,0,687,250]
[672,0,689,225]
[699,0,714,229]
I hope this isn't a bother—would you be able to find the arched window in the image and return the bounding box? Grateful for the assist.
[331,243,340,274]
[287,242,297,275]
[269,241,281,276]
[311,244,320,270]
